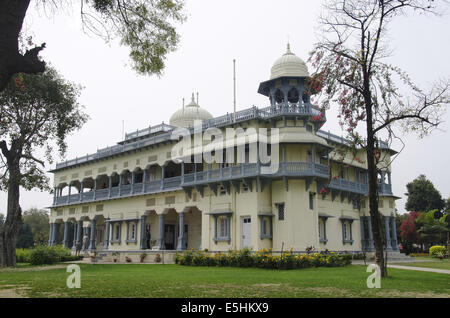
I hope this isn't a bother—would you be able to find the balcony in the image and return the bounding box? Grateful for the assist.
[53,161,328,207]
[52,160,394,208]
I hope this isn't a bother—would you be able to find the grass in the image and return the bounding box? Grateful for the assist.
[0,263,449,298]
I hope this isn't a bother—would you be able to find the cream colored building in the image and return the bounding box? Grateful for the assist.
[48,45,399,259]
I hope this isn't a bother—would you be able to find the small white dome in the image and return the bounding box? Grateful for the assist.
[169,93,213,128]
[270,44,309,79]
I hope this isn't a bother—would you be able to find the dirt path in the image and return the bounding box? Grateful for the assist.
[0,264,67,273]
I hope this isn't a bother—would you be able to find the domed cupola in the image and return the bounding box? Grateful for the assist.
[270,43,310,79]
[169,93,213,128]
[258,44,313,107]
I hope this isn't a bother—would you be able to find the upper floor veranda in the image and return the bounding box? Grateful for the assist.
[50,103,396,209]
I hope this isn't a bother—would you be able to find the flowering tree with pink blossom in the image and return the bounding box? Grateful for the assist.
[308,0,450,277]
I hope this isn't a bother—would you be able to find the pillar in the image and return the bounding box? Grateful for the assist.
[119,174,123,196]
[131,171,135,194]
[48,223,54,246]
[213,215,218,244]
[108,176,113,198]
[89,219,96,250]
[390,216,398,250]
[140,215,146,250]
[384,216,392,250]
[157,214,165,249]
[104,219,110,250]
[62,221,70,248]
[93,179,98,200]
[360,217,366,251]
[367,216,374,251]
[79,181,84,202]
[76,220,83,248]
[177,212,185,251]
[53,223,60,246]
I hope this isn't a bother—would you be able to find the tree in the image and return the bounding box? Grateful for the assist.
[308,0,450,277]
[416,209,448,246]
[399,211,421,251]
[405,175,445,213]
[16,223,34,249]
[0,0,186,91]
[0,68,88,267]
[22,208,49,246]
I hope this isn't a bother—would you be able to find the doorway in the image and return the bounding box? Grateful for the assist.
[241,217,252,249]
[164,224,176,250]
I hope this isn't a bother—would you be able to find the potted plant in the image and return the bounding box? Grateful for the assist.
[125,256,132,263]
[90,251,97,262]
[112,252,120,263]
[155,253,161,263]
[139,252,147,263]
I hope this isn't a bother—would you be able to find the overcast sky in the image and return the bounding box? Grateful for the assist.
[1,0,449,215]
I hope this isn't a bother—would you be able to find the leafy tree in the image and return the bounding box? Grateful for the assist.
[16,223,34,249]
[0,68,88,267]
[0,213,4,224]
[416,210,448,246]
[22,208,49,246]
[444,198,450,214]
[308,0,450,277]
[400,211,421,250]
[405,175,445,213]
[0,0,186,91]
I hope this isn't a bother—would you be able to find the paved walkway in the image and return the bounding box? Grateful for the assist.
[386,264,450,275]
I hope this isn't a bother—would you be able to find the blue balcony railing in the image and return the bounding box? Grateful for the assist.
[52,161,393,207]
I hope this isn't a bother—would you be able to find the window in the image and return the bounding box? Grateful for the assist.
[379,199,384,208]
[115,224,121,241]
[309,192,315,210]
[219,185,227,196]
[389,200,394,209]
[277,203,285,221]
[130,223,136,240]
[318,218,327,243]
[361,200,366,209]
[342,220,353,244]
[242,183,249,193]
[219,217,228,238]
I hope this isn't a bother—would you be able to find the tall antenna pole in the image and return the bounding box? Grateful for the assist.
[233,59,236,123]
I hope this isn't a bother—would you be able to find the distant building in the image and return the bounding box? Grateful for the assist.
[48,45,399,258]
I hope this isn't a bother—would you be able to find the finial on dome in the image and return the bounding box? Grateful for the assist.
[191,92,195,103]
[286,42,293,55]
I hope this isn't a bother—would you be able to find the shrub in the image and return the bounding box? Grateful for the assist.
[429,246,448,258]
[176,249,351,270]
[16,248,32,263]
[28,245,82,265]
[30,246,60,265]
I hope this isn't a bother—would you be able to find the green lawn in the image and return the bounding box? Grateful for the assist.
[0,263,449,298]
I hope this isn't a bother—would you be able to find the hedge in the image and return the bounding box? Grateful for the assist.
[175,248,353,270]
[16,246,84,265]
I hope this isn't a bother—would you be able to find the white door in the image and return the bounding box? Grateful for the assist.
[241,217,252,249]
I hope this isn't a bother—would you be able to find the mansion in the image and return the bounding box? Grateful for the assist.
[48,45,399,259]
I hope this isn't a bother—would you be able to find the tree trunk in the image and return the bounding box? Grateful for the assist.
[363,81,387,277]
[0,0,45,92]
[0,161,22,267]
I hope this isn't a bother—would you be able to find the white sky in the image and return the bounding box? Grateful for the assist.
[1,0,449,215]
